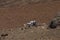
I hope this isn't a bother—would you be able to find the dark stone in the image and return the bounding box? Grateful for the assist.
[21,28,24,30]
[49,21,57,29]
[1,34,8,37]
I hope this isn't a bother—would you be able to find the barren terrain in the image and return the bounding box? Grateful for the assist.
[0,0,60,29]
[0,0,60,40]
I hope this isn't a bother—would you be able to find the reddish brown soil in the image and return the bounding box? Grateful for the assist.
[0,1,60,29]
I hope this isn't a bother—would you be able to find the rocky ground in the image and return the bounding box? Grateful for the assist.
[0,0,60,40]
[0,23,60,40]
